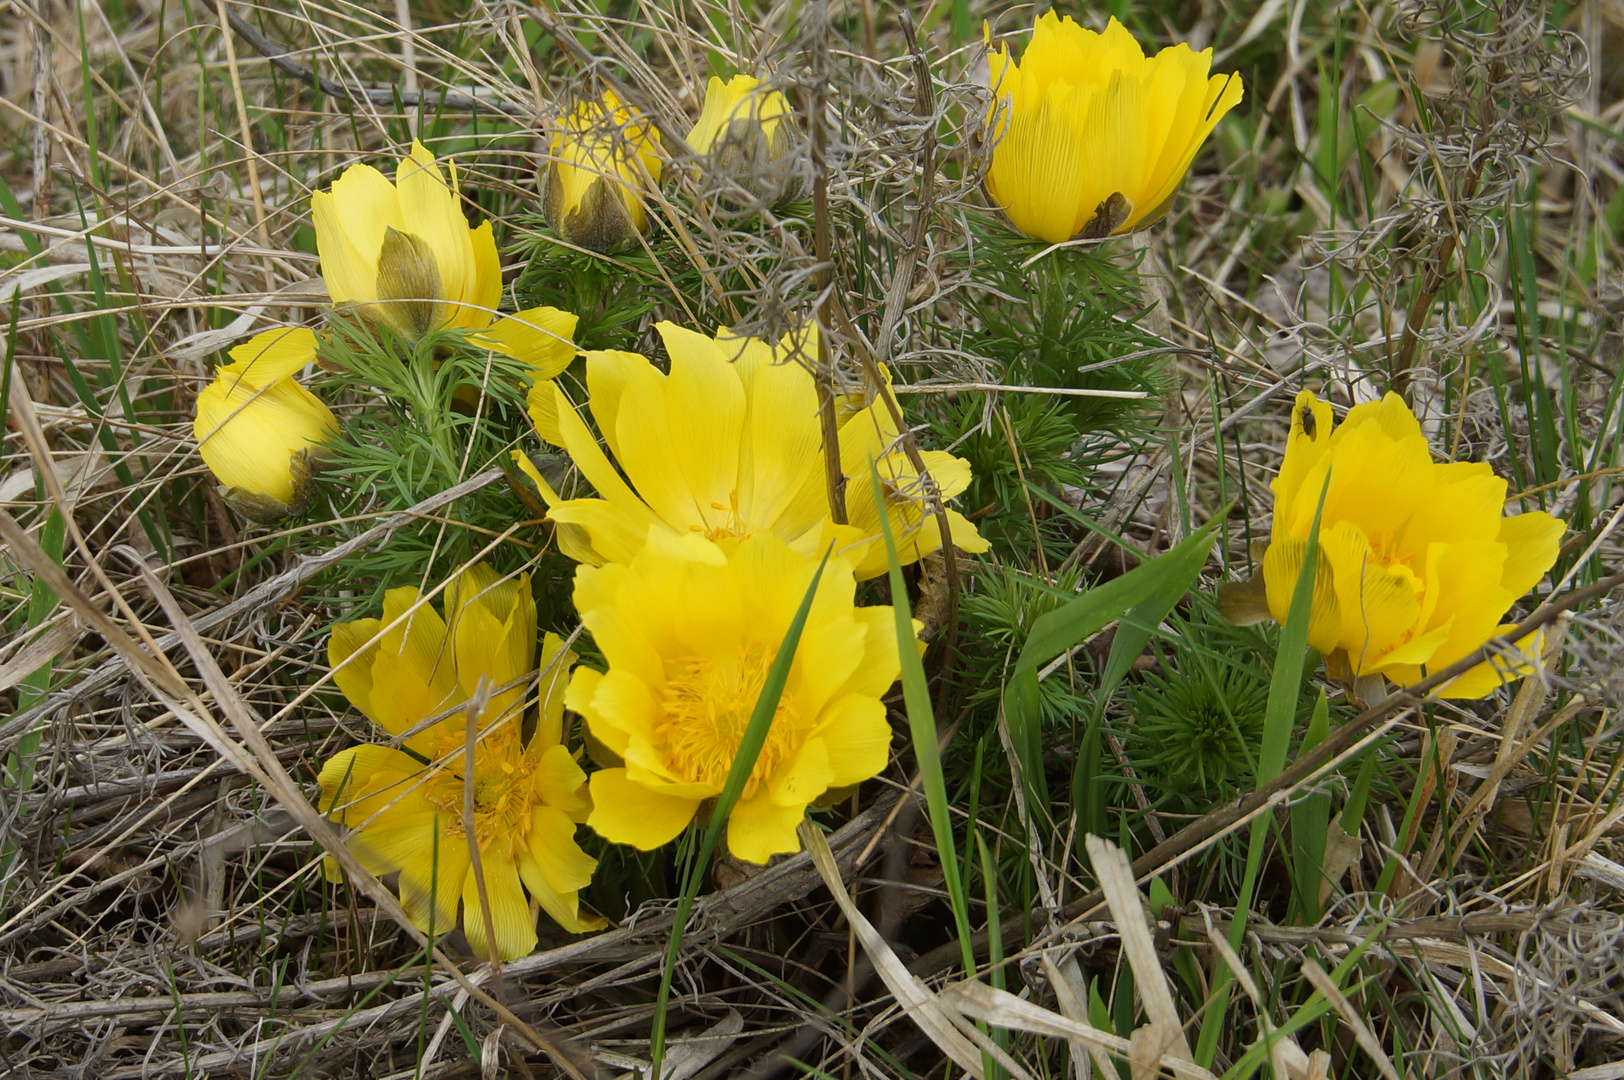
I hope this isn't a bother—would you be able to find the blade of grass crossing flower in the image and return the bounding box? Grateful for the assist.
[869,465,976,976]
[647,546,834,1080]
[1196,470,1331,1069]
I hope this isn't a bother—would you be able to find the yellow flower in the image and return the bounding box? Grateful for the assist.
[543,91,664,252]
[984,13,1244,243]
[565,530,908,863]
[685,74,799,204]
[318,565,604,959]
[519,321,987,579]
[837,388,990,580]
[1242,390,1564,699]
[313,140,578,377]
[193,327,337,522]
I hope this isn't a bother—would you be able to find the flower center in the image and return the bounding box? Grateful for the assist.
[702,490,752,543]
[658,643,799,796]
[424,731,538,859]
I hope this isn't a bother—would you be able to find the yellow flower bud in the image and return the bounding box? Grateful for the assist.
[542,91,664,252]
[192,328,337,523]
[685,75,799,205]
[984,13,1244,243]
[312,140,577,373]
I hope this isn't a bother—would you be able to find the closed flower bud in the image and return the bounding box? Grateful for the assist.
[313,140,577,374]
[543,91,663,252]
[985,13,1244,243]
[193,328,337,523]
[685,74,799,205]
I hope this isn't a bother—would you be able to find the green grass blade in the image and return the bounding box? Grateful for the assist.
[1290,690,1332,924]
[1196,469,1330,1068]
[1009,516,1223,815]
[647,546,833,1080]
[869,465,976,979]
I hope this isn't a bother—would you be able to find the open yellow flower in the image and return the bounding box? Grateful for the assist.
[193,327,337,522]
[1224,391,1564,699]
[520,321,987,578]
[543,91,664,252]
[566,530,907,863]
[686,74,798,204]
[318,565,604,959]
[985,13,1244,243]
[313,140,578,377]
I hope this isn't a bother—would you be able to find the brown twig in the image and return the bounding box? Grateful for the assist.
[808,0,849,526]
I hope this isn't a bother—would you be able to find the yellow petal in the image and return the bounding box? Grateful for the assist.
[1270,391,1334,530]
[987,87,1098,243]
[1433,627,1541,699]
[1319,520,1422,672]
[535,632,577,750]
[477,306,580,377]
[466,220,503,327]
[656,322,748,538]
[686,75,760,155]
[533,742,590,818]
[460,854,536,961]
[393,822,468,938]
[726,791,807,864]
[223,327,320,386]
[1262,536,1342,655]
[328,618,382,721]
[193,375,336,505]
[394,142,475,328]
[587,768,700,850]
[317,744,428,822]
[1497,510,1564,598]
[812,694,893,788]
[792,612,867,720]
[449,567,535,724]
[768,737,834,808]
[312,161,405,305]
[517,848,605,935]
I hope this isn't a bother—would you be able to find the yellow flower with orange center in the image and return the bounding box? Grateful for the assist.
[984,13,1244,242]
[318,565,604,960]
[1223,391,1565,699]
[565,530,909,863]
[518,321,988,578]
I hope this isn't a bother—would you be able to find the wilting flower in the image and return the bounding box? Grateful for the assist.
[566,530,908,863]
[686,74,799,204]
[313,140,578,377]
[319,565,604,959]
[193,327,337,522]
[519,321,987,578]
[984,13,1244,243]
[1220,391,1564,699]
[543,91,664,252]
